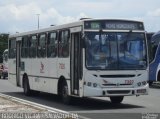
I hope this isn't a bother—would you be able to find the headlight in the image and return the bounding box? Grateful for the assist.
[87,82,92,86]
[137,82,141,86]
[93,83,98,87]
[142,81,147,85]
[137,81,147,87]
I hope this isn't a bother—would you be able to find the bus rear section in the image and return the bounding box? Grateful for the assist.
[149,31,160,85]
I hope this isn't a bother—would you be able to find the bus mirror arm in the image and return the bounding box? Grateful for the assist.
[81,33,86,48]
[99,29,103,33]
[151,41,155,44]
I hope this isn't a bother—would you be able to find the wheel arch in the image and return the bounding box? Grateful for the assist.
[57,76,68,95]
[157,70,160,82]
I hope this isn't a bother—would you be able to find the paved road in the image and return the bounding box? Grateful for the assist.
[0,79,160,119]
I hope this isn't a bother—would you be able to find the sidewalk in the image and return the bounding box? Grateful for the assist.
[0,94,79,119]
[0,96,47,113]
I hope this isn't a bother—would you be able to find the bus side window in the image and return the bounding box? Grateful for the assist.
[58,30,70,58]
[29,35,37,58]
[47,32,57,58]
[38,34,46,58]
[21,36,28,58]
[9,38,16,59]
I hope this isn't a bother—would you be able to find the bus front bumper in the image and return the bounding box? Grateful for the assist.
[83,84,149,97]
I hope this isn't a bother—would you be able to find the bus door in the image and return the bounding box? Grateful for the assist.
[70,26,82,95]
[16,37,22,87]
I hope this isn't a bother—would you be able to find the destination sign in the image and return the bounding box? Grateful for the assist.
[105,23,138,30]
[84,20,144,30]
[90,22,100,29]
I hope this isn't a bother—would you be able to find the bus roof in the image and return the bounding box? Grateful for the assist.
[9,18,144,38]
[9,20,83,38]
[152,31,160,38]
[3,49,8,52]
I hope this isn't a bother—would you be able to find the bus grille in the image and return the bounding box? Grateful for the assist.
[100,75,135,78]
[102,84,132,86]
[107,90,131,94]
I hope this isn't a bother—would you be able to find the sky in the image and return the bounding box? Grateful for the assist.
[0,0,160,34]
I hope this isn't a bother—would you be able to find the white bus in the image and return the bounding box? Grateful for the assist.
[8,19,149,104]
[0,49,8,79]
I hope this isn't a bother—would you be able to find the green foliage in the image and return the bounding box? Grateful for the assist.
[0,34,9,63]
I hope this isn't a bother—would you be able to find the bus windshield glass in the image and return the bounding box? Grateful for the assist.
[3,50,8,62]
[85,32,147,70]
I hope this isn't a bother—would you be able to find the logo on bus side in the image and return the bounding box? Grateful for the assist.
[59,63,65,69]
[40,62,44,73]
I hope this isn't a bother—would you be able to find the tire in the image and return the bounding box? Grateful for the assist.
[149,81,153,86]
[23,76,32,96]
[110,96,124,104]
[3,74,5,79]
[61,82,71,104]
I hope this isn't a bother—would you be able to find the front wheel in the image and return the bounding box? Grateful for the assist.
[110,96,124,104]
[23,76,32,96]
[61,82,71,104]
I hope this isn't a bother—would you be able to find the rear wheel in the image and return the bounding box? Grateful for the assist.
[110,96,124,104]
[3,74,5,79]
[149,81,153,86]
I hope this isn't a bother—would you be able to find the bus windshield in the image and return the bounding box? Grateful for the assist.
[85,32,147,70]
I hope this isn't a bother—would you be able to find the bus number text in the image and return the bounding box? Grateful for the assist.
[125,80,134,85]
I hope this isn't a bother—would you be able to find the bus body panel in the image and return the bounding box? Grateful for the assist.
[57,58,70,80]
[8,59,16,85]
[83,70,148,97]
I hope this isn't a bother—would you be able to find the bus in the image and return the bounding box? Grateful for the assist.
[149,31,160,85]
[0,49,8,79]
[8,19,149,104]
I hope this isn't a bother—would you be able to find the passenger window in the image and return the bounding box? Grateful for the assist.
[38,34,46,58]
[29,35,37,58]
[21,36,28,58]
[47,32,57,57]
[58,30,70,57]
[9,38,16,59]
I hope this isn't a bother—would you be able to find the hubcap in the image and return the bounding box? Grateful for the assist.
[24,81,27,93]
[62,86,68,98]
